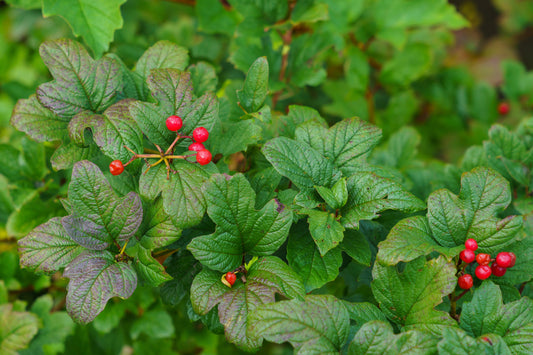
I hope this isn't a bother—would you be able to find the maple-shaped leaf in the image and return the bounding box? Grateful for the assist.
[139,159,210,229]
[188,174,292,271]
[428,167,523,253]
[460,281,533,353]
[130,68,218,148]
[61,160,142,250]
[372,256,456,333]
[249,294,350,354]
[18,217,84,274]
[190,256,305,351]
[64,250,137,323]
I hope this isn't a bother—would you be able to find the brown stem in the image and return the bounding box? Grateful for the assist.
[519,282,527,295]
[449,294,457,320]
[165,134,182,155]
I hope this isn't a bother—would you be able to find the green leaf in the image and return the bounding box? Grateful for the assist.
[50,140,99,171]
[306,210,345,256]
[377,216,462,265]
[379,44,432,87]
[135,41,189,83]
[4,0,41,9]
[19,295,75,355]
[460,281,533,352]
[18,217,84,274]
[372,127,421,169]
[36,39,121,117]
[62,160,142,250]
[343,301,387,330]
[190,256,305,351]
[138,196,181,250]
[134,245,172,287]
[315,178,348,209]
[0,304,40,355]
[42,0,126,57]
[249,295,350,354]
[341,229,372,266]
[139,159,209,229]
[295,118,382,172]
[63,250,137,323]
[371,256,456,331]
[427,167,523,252]
[274,105,326,139]
[196,0,239,35]
[10,95,69,143]
[502,61,533,101]
[210,119,262,156]
[437,327,488,355]
[341,172,425,229]
[237,57,269,113]
[262,137,342,191]
[189,62,218,97]
[130,307,175,340]
[68,99,143,163]
[347,320,439,355]
[345,46,369,93]
[501,236,533,285]
[130,68,218,148]
[188,174,292,271]
[287,224,343,292]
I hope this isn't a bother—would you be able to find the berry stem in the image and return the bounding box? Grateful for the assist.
[519,282,527,295]
[165,133,182,155]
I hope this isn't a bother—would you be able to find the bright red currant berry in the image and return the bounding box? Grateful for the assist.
[225,272,236,286]
[491,262,507,277]
[496,252,513,268]
[475,265,492,280]
[476,253,491,266]
[188,142,205,152]
[193,127,209,143]
[460,249,476,264]
[196,149,212,165]
[458,274,473,289]
[166,115,183,131]
[508,252,516,267]
[109,160,124,175]
[464,238,478,251]
[498,102,510,115]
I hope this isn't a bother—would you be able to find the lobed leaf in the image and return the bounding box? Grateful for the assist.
[62,160,142,250]
[249,295,350,354]
[63,250,137,323]
[18,217,84,274]
[188,174,292,271]
[0,304,40,355]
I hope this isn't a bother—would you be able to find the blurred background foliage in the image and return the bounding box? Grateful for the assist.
[1,0,533,353]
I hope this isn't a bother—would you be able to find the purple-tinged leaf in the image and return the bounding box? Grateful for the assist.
[18,217,84,274]
[190,256,305,352]
[64,250,137,323]
[61,161,142,249]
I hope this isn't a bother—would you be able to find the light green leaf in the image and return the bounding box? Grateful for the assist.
[18,217,84,274]
[134,245,172,287]
[138,196,181,250]
[377,216,462,265]
[262,137,342,191]
[315,177,348,209]
[372,256,456,331]
[249,295,350,354]
[190,256,305,352]
[427,167,523,252]
[135,41,189,82]
[130,307,175,340]
[42,0,126,57]
[237,57,269,113]
[0,304,40,355]
[341,172,425,229]
[63,250,137,323]
[189,62,218,97]
[379,44,433,87]
[306,210,345,256]
[188,174,292,271]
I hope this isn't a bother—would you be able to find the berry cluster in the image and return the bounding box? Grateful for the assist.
[457,238,516,289]
[109,115,212,178]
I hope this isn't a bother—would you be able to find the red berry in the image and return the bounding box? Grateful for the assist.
[508,252,516,267]
[465,238,478,251]
[193,127,209,143]
[109,160,124,175]
[225,272,236,286]
[458,274,473,289]
[460,249,476,264]
[496,252,513,268]
[166,115,183,131]
[188,142,205,152]
[476,253,491,266]
[475,265,492,280]
[498,102,510,115]
[196,149,212,165]
[491,262,507,277]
